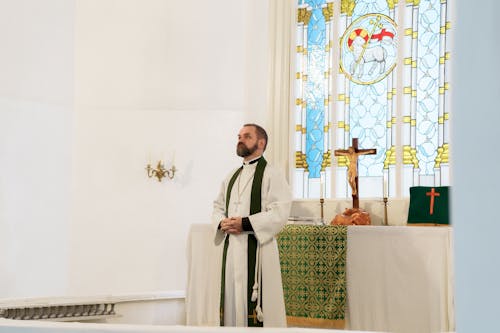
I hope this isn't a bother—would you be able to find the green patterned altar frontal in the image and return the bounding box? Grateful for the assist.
[277,225,347,328]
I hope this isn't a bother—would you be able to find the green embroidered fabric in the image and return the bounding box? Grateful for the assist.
[277,225,347,328]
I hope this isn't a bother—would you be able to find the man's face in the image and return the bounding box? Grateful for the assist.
[236,126,259,158]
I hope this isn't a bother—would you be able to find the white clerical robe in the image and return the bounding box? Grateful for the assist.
[211,159,292,327]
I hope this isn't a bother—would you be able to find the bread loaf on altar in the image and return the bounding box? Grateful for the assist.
[331,208,371,225]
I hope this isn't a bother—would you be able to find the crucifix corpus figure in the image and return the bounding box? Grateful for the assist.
[334,138,376,201]
[331,138,376,225]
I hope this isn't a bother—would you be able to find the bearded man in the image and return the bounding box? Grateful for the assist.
[212,123,292,327]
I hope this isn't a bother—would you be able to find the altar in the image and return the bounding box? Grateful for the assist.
[185,224,454,333]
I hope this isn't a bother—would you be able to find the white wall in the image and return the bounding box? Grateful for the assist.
[0,0,74,298]
[0,0,270,299]
[69,0,270,295]
[453,1,500,331]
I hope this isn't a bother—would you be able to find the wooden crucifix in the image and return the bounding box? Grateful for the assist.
[335,138,376,209]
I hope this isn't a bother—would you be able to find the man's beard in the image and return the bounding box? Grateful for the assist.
[237,142,258,157]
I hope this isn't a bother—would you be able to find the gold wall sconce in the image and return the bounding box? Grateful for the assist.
[146,161,176,182]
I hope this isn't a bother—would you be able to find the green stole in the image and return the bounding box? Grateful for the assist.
[220,157,267,327]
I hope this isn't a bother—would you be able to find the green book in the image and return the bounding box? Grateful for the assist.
[407,186,450,225]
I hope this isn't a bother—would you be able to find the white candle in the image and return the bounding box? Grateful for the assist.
[320,175,324,199]
[383,178,388,198]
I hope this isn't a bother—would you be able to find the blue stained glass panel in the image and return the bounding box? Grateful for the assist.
[352,0,389,18]
[304,0,327,178]
[348,0,391,177]
[416,0,441,175]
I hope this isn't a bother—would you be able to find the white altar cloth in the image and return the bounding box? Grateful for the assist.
[345,226,454,333]
[186,224,454,333]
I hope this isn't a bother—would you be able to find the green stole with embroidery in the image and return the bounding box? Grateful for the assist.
[220,157,267,327]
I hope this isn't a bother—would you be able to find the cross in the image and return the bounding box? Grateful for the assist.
[426,187,441,215]
[335,138,377,209]
[248,309,258,324]
[232,200,242,212]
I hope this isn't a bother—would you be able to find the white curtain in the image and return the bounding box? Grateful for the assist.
[266,0,295,181]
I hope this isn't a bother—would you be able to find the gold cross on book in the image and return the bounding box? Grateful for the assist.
[248,309,258,324]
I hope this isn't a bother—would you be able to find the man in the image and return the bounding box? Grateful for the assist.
[212,124,292,327]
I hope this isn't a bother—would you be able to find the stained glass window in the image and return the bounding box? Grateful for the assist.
[294,0,334,199]
[293,0,451,199]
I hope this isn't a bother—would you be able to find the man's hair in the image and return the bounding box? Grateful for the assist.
[244,123,268,151]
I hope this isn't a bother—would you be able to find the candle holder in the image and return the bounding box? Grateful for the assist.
[146,161,176,182]
[383,197,388,225]
[320,198,325,224]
